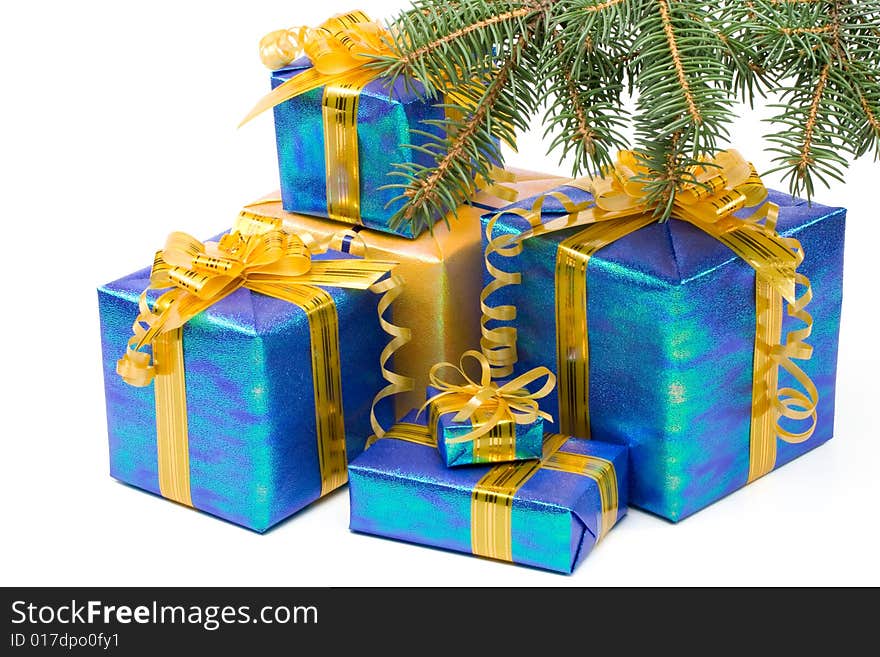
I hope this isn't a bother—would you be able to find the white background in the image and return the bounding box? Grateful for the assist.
[1,1,878,586]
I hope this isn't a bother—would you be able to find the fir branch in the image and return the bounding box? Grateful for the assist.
[632,1,734,216]
[798,62,830,175]
[374,0,549,95]
[374,0,880,233]
[760,0,880,196]
[542,35,629,173]
[657,0,702,125]
[399,7,534,66]
[383,19,541,233]
[402,51,517,222]
[559,53,598,154]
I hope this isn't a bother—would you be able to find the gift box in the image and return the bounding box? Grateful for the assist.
[481,153,846,521]
[349,410,628,573]
[240,168,567,413]
[98,228,396,532]
[269,55,442,237]
[427,384,544,467]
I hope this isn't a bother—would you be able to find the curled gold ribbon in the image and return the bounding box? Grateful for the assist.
[118,218,410,505]
[481,150,818,483]
[419,350,555,446]
[243,11,394,126]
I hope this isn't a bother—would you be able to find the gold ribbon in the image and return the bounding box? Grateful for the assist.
[419,351,555,456]
[371,423,619,563]
[117,219,408,506]
[482,150,817,483]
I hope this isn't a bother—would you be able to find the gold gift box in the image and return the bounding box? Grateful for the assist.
[242,169,567,412]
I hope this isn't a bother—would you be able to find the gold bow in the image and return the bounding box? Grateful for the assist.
[421,350,556,445]
[242,11,393,126]
[118,224,395,386]
[482,149,817,483]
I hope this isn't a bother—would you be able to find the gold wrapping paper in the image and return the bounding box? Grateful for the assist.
[243,168,567,412]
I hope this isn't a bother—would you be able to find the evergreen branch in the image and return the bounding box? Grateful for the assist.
[559,53,598,154]
[798,62,830,173]
[384,19,540,233]
[375,0,549,95]
[857,87,880,144]
[584,0,628,13]
[403,57,514,221]
[761,0,880,196]
[399,7,534,66]
[632,1,733,216]
[657,0,702,125]
[542,33,628,173]
[374,0,880,233]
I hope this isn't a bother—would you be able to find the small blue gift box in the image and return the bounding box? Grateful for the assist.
[426,384,544,467]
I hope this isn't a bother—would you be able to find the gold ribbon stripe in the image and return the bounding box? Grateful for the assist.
[542,446,618,541]
[271,284,347,494]
[322,70,373,224]
[749,274,783,483]
[472,432,618,562]
[472,406,517,463]
[555,215,655,438]
[153,328,192,506]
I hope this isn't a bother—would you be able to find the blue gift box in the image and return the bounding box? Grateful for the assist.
[426,384,544,467]
[271,58,444,238]
[98,237,390,532]
[349,410,628,573]
[482,186,845,522]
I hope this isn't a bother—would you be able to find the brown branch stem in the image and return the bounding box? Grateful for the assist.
[657,0,702,124]
[403,33,531,220]
[799,63,830,171]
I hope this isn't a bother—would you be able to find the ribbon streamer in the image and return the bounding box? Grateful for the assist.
[481,150,818,483]
[420,350,555,445]
[118,219,411,505]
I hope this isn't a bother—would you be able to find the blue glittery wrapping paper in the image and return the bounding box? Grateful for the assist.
[349,410,628,573]
[271,58,444,238]
[482,186,846,522]
[98,235,390,532]
[426,384,544,467]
